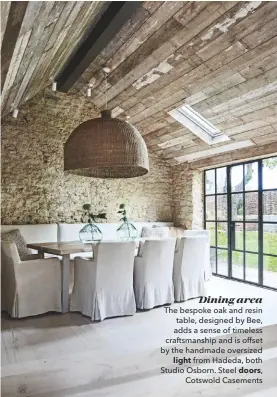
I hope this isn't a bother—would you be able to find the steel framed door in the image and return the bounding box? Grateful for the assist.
[204,156,277,290]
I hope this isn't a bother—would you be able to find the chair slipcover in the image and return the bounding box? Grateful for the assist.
[183,230,211,280]
[70,241,136,321]
[134,238,176,309]
[173,236,207,302]
[1,242,62,318]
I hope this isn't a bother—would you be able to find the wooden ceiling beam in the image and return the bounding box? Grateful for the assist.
[1,1,28,90]
[56,1,142,92]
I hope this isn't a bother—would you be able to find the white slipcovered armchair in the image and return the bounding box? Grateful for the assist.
[173,236,208,302]
[1,241,62,318]
[134,238,176,309]
[70,241,137,321]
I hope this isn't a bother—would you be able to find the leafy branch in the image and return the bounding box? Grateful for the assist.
[82,204,107,223]
[118,203,128,222]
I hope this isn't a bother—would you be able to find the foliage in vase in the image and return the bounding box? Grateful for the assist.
[82,204,107,224]
[117,203,128,222]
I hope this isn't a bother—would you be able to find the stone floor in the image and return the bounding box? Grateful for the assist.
[1,277,277,397]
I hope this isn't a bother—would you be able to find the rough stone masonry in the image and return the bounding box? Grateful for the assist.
[1,88,176,225]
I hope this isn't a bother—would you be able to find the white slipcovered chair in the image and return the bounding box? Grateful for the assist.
[70,241,137,321]
[1,241,62,318]
[173,236,208,302]
[183,230,211,280]
[134,238,176,309]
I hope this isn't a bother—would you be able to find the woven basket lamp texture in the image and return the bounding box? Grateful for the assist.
[64,110,149,178]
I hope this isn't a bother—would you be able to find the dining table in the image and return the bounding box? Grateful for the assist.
[27,241,93,313]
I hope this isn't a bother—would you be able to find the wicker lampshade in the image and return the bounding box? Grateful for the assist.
[64,110,149,178]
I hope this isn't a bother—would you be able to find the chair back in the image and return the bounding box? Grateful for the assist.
[93,241,136,291]
[139,238,176,280]
[177,236,208,278]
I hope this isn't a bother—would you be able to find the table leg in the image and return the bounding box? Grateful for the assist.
[61,254,70,313]
[38,248,44,258]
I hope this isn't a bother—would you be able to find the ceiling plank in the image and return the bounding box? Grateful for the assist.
[189,143,277,170]
[94,1,239,108]
[74,4,153,94]
[11,2,54,90]
[23,1,81,101]
[1,1,11,48]
[1,1,28,90]
[252,132,277,145]
[9,2,65,111]
[90,1,185,94]
[34,2,102,98]
[96,2,270,113]
[56,2,142,92]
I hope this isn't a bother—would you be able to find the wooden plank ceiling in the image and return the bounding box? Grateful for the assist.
[1,1,277,166]
[1,1,108,116]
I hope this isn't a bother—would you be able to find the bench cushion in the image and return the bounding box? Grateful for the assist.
[1,224,58,244]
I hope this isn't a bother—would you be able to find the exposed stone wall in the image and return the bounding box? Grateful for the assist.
[1,89,173,224]
[172,164,204,229]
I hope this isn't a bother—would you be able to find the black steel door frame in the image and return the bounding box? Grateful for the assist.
[204,157,277,291]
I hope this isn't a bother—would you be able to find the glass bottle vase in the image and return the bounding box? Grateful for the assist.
[79,223,103,243]
[116,221,138,240]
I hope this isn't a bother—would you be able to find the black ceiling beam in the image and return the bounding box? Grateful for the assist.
[56,1,142,93]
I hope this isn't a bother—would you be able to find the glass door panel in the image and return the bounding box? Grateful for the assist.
[217,249,228,276]
[232,251,244,280]
[245,162,258,191]
[217,222,228,248]
[263,256,277,289]
[245,192,258,221]
[245,253,259,284]
[245,223,259,252]
[231,193,244,221]
[217,195,227,220]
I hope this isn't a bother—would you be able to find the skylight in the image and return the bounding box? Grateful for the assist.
[168,104,230,145]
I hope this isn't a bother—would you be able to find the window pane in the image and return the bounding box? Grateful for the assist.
[216,167,227,193]
[232,251,243,280]
[263,157,277,189]
[206,222,216,246]
[211,248,216,273]
[245,192,258,221]
[263,226,277,255]
[232,193,243,221]
[206,196,215,220]
[217,249,228,276]
[234,223,244,251]
[245,253,258,284]
[217,195,227,220]
[245,223,259,253]
[217,222,228,248]
[263,256,277,289]
[245,162,258,191]
[231,165,243,192]
[205,169,215,194]
[263,191,277,221]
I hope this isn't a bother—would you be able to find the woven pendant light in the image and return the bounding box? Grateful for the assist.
[64,110,149,178]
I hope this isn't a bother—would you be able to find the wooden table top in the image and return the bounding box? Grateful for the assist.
[27,241,94,255]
